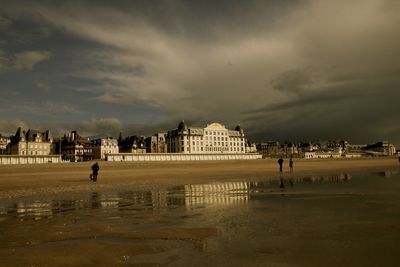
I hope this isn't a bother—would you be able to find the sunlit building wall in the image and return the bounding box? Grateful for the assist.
[166,121,247,154]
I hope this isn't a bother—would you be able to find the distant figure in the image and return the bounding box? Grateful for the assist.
[91,162,100,182]
[289,157,294,173]
[278,157,284,172]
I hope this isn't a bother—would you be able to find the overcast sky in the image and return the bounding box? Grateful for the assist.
[0,0,399,145]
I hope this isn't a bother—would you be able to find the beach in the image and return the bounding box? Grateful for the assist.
[1,157,400,266]
[0,157,398,199]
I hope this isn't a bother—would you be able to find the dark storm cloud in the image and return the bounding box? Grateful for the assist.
[0,0,399,145]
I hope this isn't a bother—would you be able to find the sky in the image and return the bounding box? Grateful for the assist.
[0,0,399,145]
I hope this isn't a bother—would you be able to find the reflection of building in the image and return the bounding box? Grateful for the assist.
[166,121,247,154]
[61,131,93,162]
[92,137,119,159]
[294,173,352,183]
[145,133,167,153]
[8,127,52,155]
[184,181,249,206]
[16,201,53,220]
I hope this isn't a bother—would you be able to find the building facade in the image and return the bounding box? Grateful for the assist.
[61,131,93,162]
[364,141,396,156]
[145,133,167,153]
[166,121,247,154]
[119,135,146,153]
[8,128,53,156]
[92,138,119,159]
[0,135,10,154]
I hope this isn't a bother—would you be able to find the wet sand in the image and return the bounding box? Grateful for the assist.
[0,157,398,199]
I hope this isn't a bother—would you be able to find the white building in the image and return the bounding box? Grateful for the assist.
[166,121,247,154]
[92,137,119,159]
[8,127,52,156]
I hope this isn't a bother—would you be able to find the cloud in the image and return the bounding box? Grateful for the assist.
[0,100,80,118]
[53,117,123,137]
[0,50,51,71]
[33,80,50,91]
[0,119,29,135]
[13,51,51,70]
[1,0,399,144]
[0,15,12,32]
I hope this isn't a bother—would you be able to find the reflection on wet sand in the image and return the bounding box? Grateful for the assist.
[290,173,352,184]
[372,169,399,177]
[184,181,250,207]
[0,173,354,221]
[1,170,400,267]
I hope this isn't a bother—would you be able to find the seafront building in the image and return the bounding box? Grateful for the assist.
[118,135,146,153]
[0,135,10,154]
[145,133,167,153]
[364,141,397,156]
[8,127,53,156]
[1,123,397,165]
[61,131,93,162]
[92,137,119,159]
[166,121,247,154]
[105,121,261,161]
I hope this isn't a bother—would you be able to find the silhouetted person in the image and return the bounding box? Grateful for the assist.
[278,157,284,172]
[91,162,100,182]
[289,157,294,173]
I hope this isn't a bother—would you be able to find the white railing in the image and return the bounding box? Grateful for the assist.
[106,153,262,162]
[0,155,65,165]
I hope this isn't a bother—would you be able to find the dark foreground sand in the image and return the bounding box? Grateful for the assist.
[0,157,398,199]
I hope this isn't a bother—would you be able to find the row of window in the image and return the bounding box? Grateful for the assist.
[19,144,49,149]
[205,131,228,136]
[169,146,245,153]
[20,150,49,155]
[190,147,245,152]
[170,140,244,147]
[171,135,242,141]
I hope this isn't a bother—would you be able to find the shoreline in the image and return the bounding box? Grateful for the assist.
[0,157,398,200]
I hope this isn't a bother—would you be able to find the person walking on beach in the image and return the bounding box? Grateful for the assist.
[91,162,100,182]
[289,157,294,173]
[278,157,284,172]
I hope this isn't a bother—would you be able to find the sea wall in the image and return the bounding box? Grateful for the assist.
[0,155,64,165]
[106,153,262,162]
